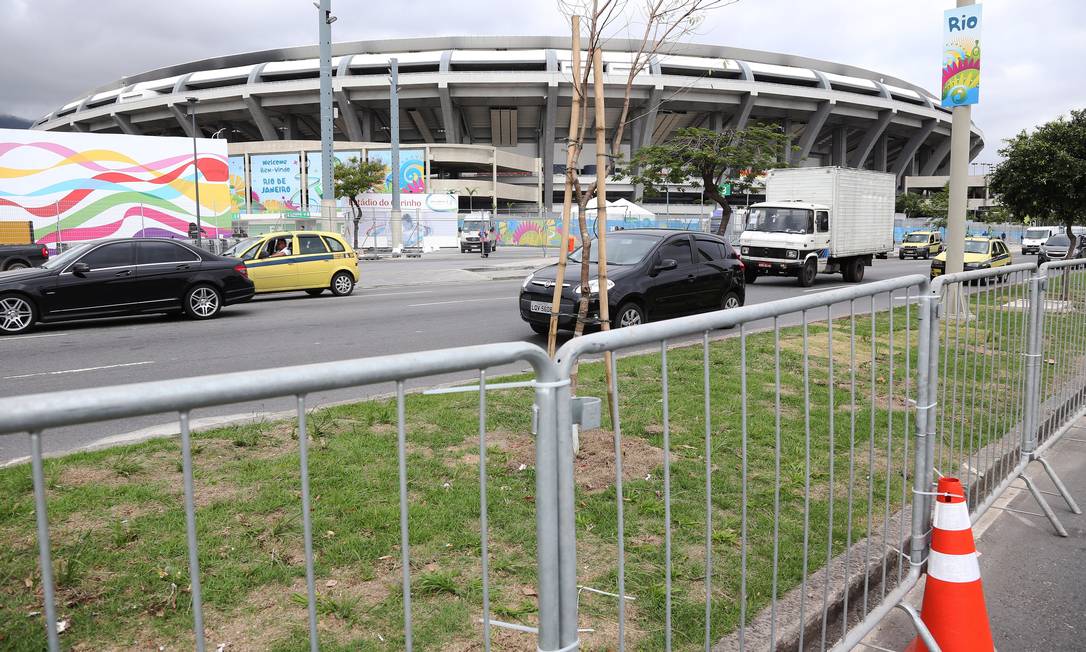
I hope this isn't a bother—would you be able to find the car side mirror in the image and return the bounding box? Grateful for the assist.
[72,262,90,276]
[654,258,678,273]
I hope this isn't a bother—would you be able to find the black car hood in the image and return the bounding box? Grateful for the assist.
[530,261,637,284]
[0,266,53,285]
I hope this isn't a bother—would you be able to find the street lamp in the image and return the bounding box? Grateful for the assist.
[186,97,202,246]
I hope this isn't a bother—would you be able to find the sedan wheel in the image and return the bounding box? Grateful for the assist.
[616,302,645,328]
[4,261,28,270]
[331,271,355,296]
[722,291,741,310]
[0,294,36,335]
[184,285,222,320]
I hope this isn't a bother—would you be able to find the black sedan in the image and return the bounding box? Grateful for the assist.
[0,238,254,335]
[519,230,745,334]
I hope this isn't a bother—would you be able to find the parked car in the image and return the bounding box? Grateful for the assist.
[0,238,254,335]
[0,243,49,270]
[929,237,1013,280]
[224,231,359,296]
[519,230,745,334]
[1037,233,1086,264]
[898,230,943,259]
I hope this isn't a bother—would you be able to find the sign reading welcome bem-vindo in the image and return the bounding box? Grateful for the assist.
[942,4,982,108]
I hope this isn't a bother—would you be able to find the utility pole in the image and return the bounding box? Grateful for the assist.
[390,58,402,254]
[317,0,336,225]
[187,97,202,247]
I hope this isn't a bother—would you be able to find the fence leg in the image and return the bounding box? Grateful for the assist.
[1034,456,1082,514]
[894,603,942,652]
[1021,475,1069,537]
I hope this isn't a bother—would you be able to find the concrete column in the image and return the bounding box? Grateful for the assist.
[832,125,848,167]
[874,133,889,172]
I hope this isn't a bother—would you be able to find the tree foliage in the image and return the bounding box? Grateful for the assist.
[989,109,1086,239]
[895,192,924,218]
[333,157,387,247]
[628,124,789,234]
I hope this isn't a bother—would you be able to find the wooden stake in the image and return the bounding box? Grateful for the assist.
[592,46,616,414]
[547,14,582,358]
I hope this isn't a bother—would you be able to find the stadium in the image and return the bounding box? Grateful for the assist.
[31,35,984,217]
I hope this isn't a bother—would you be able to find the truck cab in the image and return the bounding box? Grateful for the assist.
[739,201,843,286]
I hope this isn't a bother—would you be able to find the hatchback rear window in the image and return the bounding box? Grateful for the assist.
[298,234,328,254]
[322,236,346,252]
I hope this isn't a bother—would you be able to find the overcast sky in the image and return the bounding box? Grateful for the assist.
[2,0,1082,164]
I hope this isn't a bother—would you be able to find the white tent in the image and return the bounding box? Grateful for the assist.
[576,198,656,221]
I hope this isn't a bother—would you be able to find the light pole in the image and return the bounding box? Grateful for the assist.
[315,0,337,223]
[186,97,202,246]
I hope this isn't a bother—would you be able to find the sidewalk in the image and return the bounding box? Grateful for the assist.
[860,419,1086,650]
[356,247,557,289]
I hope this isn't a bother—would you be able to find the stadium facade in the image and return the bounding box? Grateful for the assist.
[33,36,983,214]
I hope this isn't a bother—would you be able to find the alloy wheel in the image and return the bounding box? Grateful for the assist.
[189,287,219,317]
[0,296,33,333]
[334,274,353,294]
[723,294,740,310]
[618,307,642,327]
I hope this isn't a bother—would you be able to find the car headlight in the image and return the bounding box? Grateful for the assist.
[740,246,749,255]
[573,278,615,294]
[521,273,534,289]
[786,249,798,259]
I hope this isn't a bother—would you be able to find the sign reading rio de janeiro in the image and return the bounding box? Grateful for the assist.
[941,4,981,108]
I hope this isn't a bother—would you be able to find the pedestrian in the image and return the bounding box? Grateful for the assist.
[488,227,498,254]
[479,228,490,258]
[1001,231,1006,241]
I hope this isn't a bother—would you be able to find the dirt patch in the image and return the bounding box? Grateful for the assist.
[448,430,536,471]
[58,465,127,488]
[54,502,162,539]
[574,429,663,494]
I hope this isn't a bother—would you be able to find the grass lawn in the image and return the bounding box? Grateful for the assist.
[1,289,1042,651]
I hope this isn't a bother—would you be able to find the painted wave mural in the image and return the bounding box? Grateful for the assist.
[0,128,232,247]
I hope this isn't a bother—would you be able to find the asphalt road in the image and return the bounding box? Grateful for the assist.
[0,253,935,462]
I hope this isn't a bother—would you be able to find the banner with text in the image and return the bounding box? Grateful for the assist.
[942,4,982,108]
[250,154,302,212]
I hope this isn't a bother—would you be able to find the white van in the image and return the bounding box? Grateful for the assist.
[1022,226,1060,255]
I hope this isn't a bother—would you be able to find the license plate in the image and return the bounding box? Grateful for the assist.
[758,262,771,268]
[530,301,551,314]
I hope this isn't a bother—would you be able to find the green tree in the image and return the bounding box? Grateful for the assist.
[333,157,387,248]
[896,192,924,218]
[628,124,789,235]
[989,109,1086,250]
[923,185,950,228]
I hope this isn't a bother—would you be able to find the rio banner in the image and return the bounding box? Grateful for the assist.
[942,5,981,108]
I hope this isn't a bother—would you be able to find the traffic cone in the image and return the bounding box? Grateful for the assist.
[905,477,994,652]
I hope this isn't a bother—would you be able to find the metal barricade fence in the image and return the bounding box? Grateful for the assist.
[4,262,1086,651]
[552,276,935,651]
[0,343,565,652]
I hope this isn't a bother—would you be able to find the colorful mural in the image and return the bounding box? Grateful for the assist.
[228,155,247,212]
[0,128,231,245]
[367,149,426,193]
[305,150,359,208]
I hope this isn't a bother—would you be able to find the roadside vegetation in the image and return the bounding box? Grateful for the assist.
[0,284,1061,650]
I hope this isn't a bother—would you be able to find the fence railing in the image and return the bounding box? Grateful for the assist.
[2,261,1085,651]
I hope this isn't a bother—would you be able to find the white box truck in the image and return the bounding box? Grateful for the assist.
[738,166,895,287]
[1021,226,1060,256]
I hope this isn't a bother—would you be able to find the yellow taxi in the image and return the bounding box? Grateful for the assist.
[899,230,943,259]
[225,231,359,296]
[930,237,1013,280]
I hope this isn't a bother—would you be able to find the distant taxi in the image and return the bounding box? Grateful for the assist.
[226,231,359,296]
[899,230,943,259]
[930,237,1012,280]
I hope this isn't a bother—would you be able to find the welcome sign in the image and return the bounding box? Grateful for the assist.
[942,4,982,108]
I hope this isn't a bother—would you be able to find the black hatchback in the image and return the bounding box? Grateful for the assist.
[0,238,255,335]
[519,230,745,334]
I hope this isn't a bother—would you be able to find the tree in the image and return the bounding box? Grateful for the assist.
[989,109,1086,249]
[923,185,949,229]
[333,157,387,248]
[628,125,789,234]
[896,192,924,219]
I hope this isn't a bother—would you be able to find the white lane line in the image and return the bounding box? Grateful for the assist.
[407,296,512,308]
[2,360,154,380]
[802,285,848,293]
[0,332,70,342]
[358,290,436,298]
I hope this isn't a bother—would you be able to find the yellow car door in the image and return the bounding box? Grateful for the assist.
[246,236,300,291]
[294,233,334,288]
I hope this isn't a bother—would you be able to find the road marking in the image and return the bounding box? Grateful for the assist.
[359,290,436,298]
[407,297,512,308]
[802,285,848,293]
[0,332,70,342]
[2,360,154,380]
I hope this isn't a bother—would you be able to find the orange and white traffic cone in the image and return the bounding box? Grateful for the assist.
[905,477,994,652]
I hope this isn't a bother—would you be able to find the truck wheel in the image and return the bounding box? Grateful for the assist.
[844,258,865,283]
[798,259,817,287]
[4,261,29,270]
[744,269,758,284]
